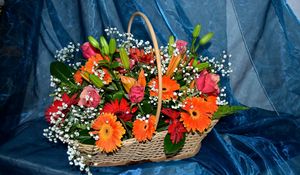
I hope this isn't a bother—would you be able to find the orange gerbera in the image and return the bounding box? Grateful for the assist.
[132,115,156,142]
[148,76,180,100]
[74,66,85,84]
[180,96,218,132]
[84,53,107,74]
[91,113,125,153]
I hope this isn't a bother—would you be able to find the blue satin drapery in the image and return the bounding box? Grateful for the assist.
[0,0,299,174]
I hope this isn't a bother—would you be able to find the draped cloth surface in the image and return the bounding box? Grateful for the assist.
[0,0,299,174]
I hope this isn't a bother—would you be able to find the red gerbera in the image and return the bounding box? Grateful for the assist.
[45,93,78,123]
[102,98,137,122]
[162,108,187,144]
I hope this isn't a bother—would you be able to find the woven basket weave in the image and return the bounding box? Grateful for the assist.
[77,12,218,167]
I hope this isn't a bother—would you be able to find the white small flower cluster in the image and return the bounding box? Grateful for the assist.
[148,95,158,106]
[182,65,195,84]
[50,75,61,88]
[217,86,228,105]
[136,114,151,123]
[104,27,153,57]
[55,42,82,69]
[160,46,171,74]
[43,105,99,174]
[67,143,91,174]
[199,51,233,77]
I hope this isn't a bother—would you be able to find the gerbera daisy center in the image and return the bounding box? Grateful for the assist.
[99,124,113,140]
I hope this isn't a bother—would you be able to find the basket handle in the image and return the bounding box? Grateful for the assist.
[127,12,162,129]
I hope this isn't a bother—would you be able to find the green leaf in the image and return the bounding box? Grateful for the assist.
[89,74,104,88]
[213,105,249,120]
[199,32,214,45]
[125,121,133,128]
[112,91,124,101]
[194,62,210,71]
[164,133,186,156]
[50,61,75,86]
[110,61,121,69]
[141,100,153,114]
[156,120,168,132]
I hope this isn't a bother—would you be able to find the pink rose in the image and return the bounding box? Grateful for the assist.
[196,70,220,95]
[176,40,188,54]
[129,85,145,103]
[78,86,101,108]
[81,42,98,59]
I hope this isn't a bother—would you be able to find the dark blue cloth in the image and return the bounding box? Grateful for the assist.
[0,0,300,174]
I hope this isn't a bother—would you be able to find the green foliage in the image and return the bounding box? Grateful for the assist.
[141,100,153,114]
[193,62,210,71]
[112,91,124,101]
[213,105,249,120]
[164,133,186,156]
[50,61,75,87]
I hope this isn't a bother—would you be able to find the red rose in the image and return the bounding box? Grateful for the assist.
[78,86,101,108]
[196,70,220,95]
[129,85,145,103]
[81,42,98,59]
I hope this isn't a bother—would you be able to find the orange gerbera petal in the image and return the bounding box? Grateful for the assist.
[102,68,112,84]
[84,54,105,74]
[73,66,85,84]
[148,76,180,101]
[180,96,218,132]
[91,113,125,153]
[132,115,156,142]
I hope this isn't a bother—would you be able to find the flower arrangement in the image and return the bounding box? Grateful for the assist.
[44,13,247,174]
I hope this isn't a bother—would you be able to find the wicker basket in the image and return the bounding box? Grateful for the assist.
[77,12,218,167]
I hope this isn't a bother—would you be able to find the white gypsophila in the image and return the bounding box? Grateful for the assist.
[55,42,81,69]
[43,104,100,175]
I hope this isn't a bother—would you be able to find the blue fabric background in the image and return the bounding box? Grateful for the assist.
[0,0,300,174]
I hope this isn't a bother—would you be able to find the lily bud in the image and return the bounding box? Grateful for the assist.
[199,32,214,45]
[100,36,109,55]
[168,35,175,56]
[109,38,116,55]
[89,74,104,88]
[192,24,201,38]
[119,47,130,70]
[88,36,100,49]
